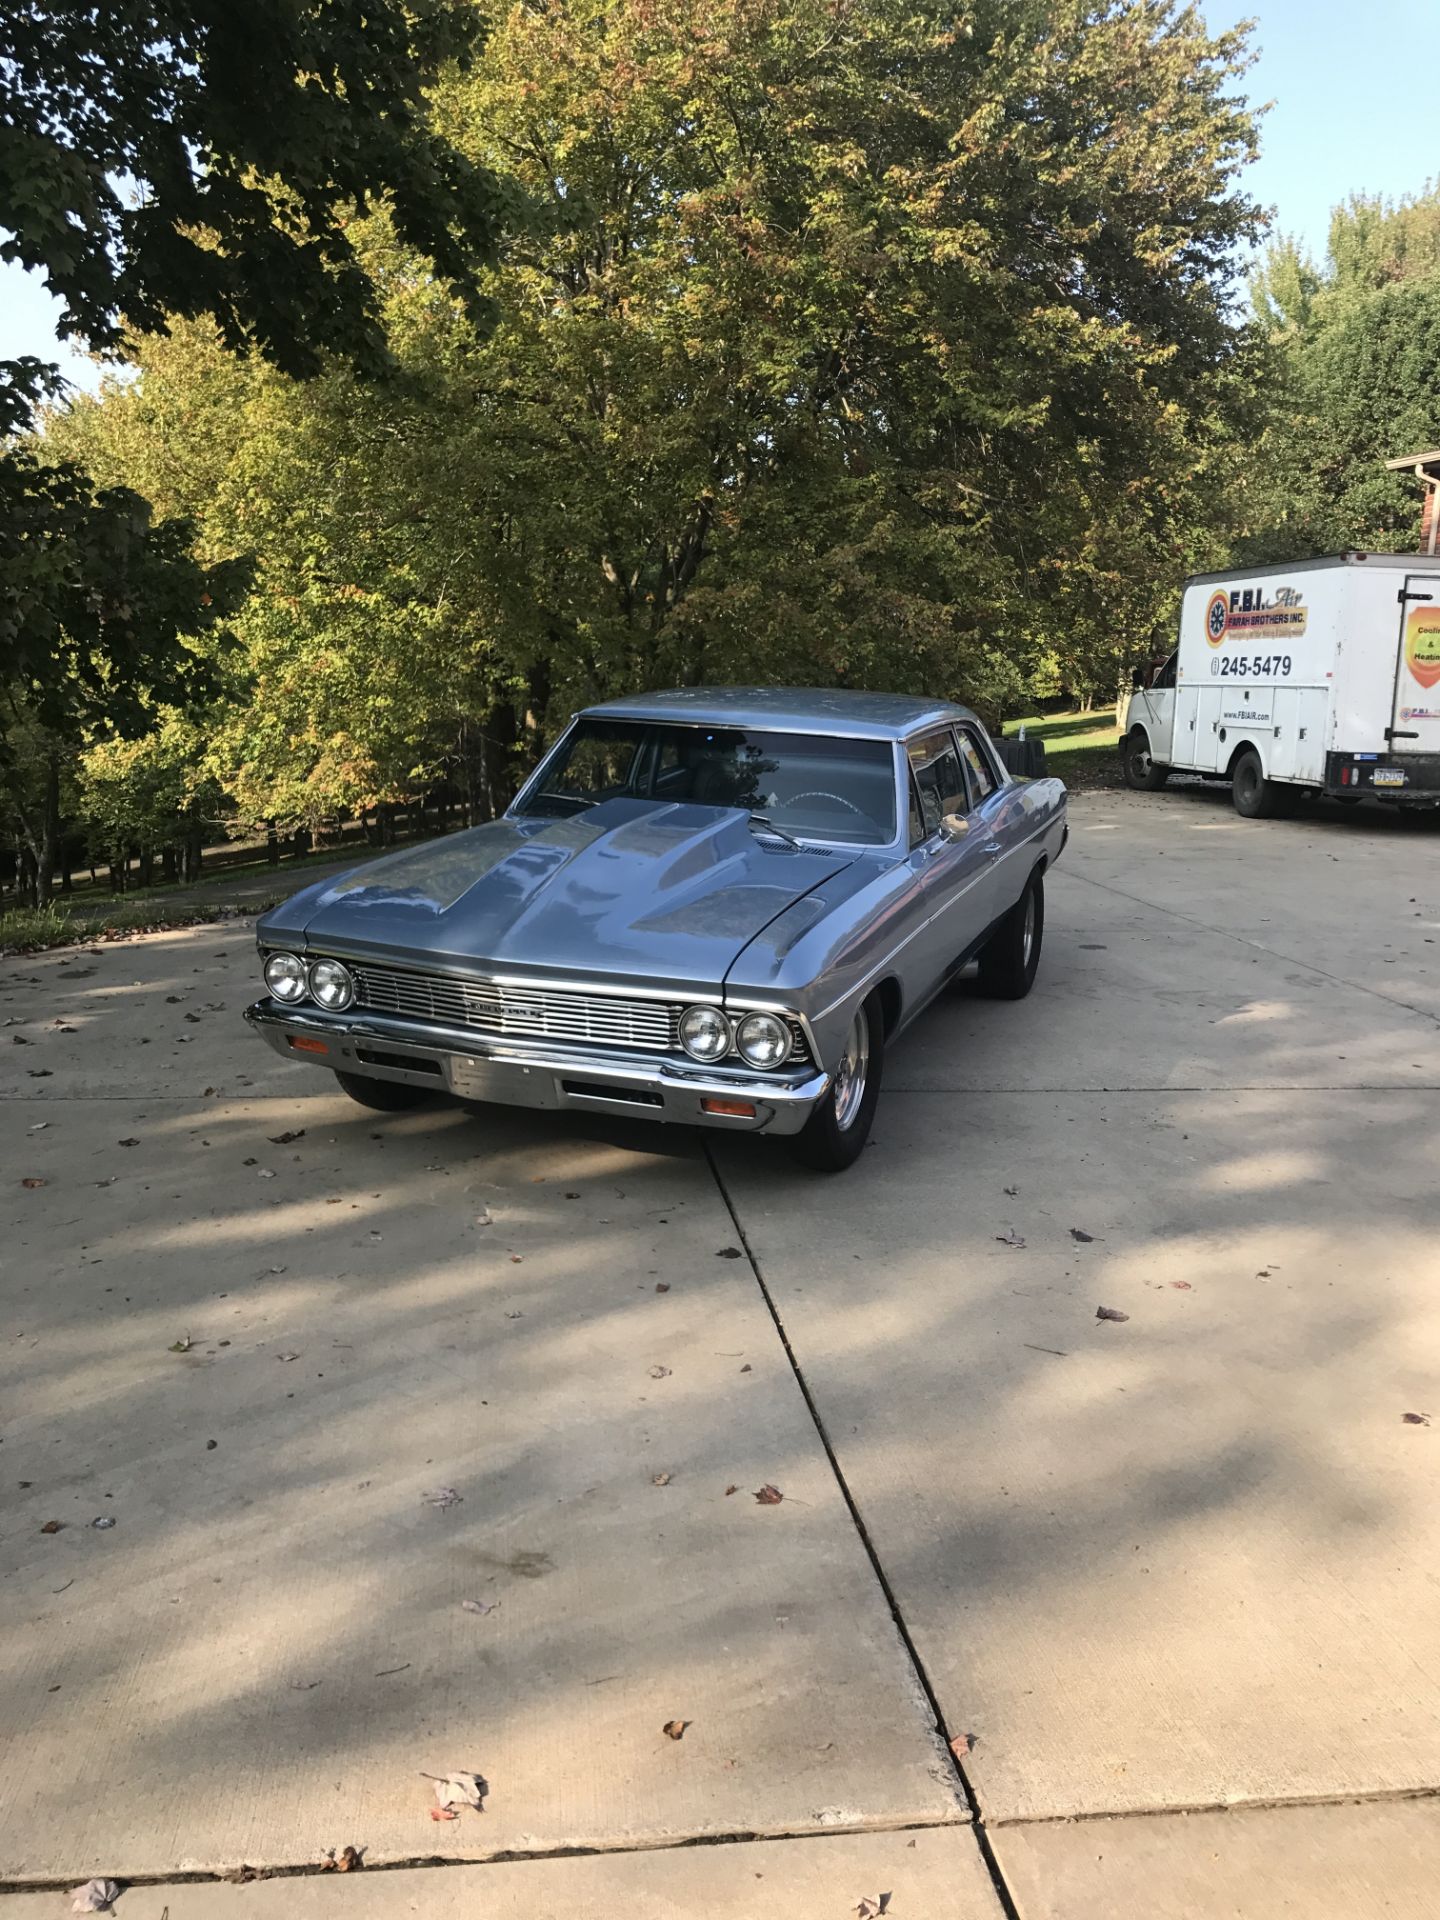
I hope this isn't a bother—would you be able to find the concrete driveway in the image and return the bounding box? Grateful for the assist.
[3,787,1439,1917]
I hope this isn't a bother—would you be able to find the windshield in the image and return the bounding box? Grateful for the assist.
[517,720,898,846]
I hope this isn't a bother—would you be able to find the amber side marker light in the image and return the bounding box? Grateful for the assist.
[288,1035,330,1056]
[701,1097,756,1118]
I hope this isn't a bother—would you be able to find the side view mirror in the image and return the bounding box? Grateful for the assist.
[1130,667,1147,693]
[940,812,969,839]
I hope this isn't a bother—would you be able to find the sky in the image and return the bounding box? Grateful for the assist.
[1,0,1436,396]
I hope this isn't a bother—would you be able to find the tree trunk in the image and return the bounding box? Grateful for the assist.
[34,753,61,904]
[266,821,280,867]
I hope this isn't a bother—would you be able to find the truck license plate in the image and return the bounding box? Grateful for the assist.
[1373,767,1407,787]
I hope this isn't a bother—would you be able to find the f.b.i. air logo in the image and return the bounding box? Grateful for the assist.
[1406,606,1440,689]
[1204,584,1308,647]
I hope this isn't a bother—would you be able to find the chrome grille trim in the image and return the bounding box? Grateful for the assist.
[351,963,678,1052]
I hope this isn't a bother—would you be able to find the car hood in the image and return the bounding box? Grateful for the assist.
[257,800,853,992]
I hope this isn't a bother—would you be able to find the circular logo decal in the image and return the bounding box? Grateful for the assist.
[1205,592,1229,647]
[1405,607,1440,690]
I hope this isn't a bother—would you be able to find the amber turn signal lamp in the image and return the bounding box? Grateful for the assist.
[288,1035,330,1056]
[701,1097,755,1118]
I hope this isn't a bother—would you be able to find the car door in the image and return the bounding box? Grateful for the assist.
[953,722,1012,919]
[905,727,998,1006]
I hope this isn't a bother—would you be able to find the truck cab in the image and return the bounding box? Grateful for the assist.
[1121,650,1177,790]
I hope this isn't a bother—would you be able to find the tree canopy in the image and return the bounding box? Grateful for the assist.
[0,0,510,419]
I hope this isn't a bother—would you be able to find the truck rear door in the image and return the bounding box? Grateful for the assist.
[1390,576,1440,760]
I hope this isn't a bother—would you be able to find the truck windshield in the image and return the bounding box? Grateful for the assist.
[518,720,898,846]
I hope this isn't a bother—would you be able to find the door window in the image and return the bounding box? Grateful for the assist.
[907,731,968,842]
[956,726,998,803]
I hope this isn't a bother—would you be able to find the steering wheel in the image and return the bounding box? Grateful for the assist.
[787,789,867,816]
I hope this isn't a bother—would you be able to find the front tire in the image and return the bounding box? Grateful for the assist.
[1231,748,1281,819]
[1122,729,1170,791]
[788,997,884,1173]
[333,1069,431,1111]
[977,870,1045,1000]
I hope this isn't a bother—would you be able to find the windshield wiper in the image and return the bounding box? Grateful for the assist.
[748,812,802,850]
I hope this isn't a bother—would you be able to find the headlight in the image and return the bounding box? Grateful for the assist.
[263,952,308,1003]
[736,1011,791,1069]
[679,1004,731,1062]
[309,958,355,1011]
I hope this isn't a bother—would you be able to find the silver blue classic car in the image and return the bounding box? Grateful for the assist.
[246,688,1067,1170]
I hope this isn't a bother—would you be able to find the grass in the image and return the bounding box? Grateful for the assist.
[0,895,286,957]
[1002,706,1122,788]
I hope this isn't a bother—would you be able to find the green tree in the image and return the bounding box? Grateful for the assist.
[0,448,248,897]
[1239,184,1440,560]
[0,0,509,423]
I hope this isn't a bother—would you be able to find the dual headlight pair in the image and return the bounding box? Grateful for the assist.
[680,1005,791,1070]
[263,951,354,1012]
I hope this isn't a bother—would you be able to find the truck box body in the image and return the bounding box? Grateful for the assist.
[1124,553,1440,805]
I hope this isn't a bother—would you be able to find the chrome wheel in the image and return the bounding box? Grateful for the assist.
[1021,887,1036,969]
[832,1009,870,1132]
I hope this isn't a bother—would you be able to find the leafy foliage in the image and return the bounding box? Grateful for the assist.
[0,0,509,414]
[1239,185,1440,559]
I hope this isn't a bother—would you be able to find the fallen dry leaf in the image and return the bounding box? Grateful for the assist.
[40,1520,63,1534]
[1403,1412,1431,1426]
[1069,1227,1095,1243]
[1169,1280,1193,1291]
[652,1472,672,1486]
[461,1599,499,1616]
[21,1177,46,1189]
[662,1720,688,1740]
[949,1731,976,1756]
[221,1865,266,1884]
[425,1769,487,1811]
[318,1846,363,1872]
[429,1806,459,1822]
[424,1487,462,1509]
[269,1129,306,1145]
[648,1365,671,1380]
[70,1882,121,1914]
[1003,1184,1018,1196]
[754,1484,784,1505]
[117,1137,139,1148]
[1095,1305,1130,1323]
[725,1484,739,1496]
[854,1898,892,1919]
[715,1246,743,1259]
[995,1228,1025,1248]
[655,1282,670,1293]
[169,1334,193,1353]
[276,1351,300,1363]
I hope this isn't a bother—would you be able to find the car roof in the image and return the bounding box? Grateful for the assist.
[579,685,977,742]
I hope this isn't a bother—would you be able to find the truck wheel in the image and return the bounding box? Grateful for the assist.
[334,1069,431,1111]
[977,871,1045,1000]
[1231,748,1281,819]
[1122,730,1169,791]
[788,997,884,1173]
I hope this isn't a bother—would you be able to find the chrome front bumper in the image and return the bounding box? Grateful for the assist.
[244,1000,831,1135]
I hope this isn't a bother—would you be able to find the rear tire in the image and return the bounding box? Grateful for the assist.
[977,871,1045,1000]
[1122,729,1169,791]
[788,996,884,1173]
[1231,748,1281,819]
[334,1069,431,1111]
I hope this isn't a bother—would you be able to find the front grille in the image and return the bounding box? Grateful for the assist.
[330,958,811,1067]
[351,963,678,1053]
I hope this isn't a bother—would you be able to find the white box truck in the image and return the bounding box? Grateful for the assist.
[1120,553,1440,816]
